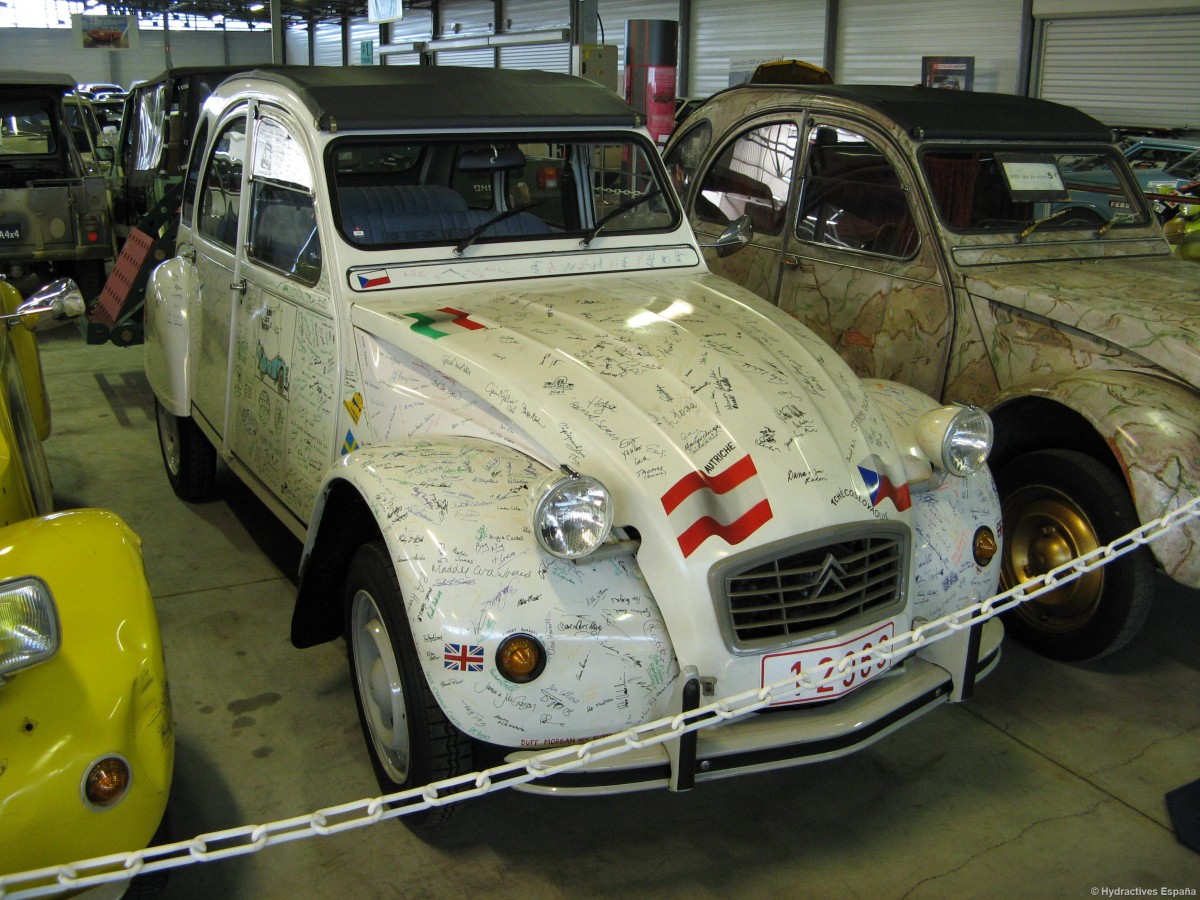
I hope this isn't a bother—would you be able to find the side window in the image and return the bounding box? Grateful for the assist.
[180,120,209,227]
[198,115,247,248]
[796,125,918,258]
[247,116,320,284]
[663,119,711,198]
[695,122,797,235]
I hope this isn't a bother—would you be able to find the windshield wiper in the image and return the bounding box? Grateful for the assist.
[454,200,542,256]
[1015,207,1075,243]
[579,188,662,248]
[1095,212,1138,237]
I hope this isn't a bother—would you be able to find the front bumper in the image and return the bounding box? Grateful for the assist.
[508,619,1002,795]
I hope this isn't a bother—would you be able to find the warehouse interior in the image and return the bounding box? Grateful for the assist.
[0,0,1198,896]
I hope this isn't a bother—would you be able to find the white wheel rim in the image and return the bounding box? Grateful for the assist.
[156,404,182,477]
[350,588,410,783]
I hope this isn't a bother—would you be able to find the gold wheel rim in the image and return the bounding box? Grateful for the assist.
[1000,485,1104,633]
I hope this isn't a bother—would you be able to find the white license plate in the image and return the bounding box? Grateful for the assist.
[760,620,895,706]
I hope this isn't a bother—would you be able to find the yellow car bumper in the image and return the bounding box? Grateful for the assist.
[0,509,173,876]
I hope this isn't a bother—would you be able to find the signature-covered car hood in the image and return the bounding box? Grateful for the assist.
[963,256,1200,389]
[350,271,917,565]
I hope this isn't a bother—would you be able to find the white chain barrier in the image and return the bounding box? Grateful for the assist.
[4,494,1199,898]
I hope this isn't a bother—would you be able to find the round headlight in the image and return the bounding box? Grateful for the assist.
[531,470,613,559]
[917,405,993,477]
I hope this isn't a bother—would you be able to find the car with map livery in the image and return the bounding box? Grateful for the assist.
[144,66,1003,812]
[665,83,1200,661]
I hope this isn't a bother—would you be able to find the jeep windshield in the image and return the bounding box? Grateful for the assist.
[920,147,1152,234]
[0,99,57,156]
[330,135,678,251]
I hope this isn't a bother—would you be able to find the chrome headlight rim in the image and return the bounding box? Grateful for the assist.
[530,468,614,560]
[918,404,994,477]
[0,575,61,681]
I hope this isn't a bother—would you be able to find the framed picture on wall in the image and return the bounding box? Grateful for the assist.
[922,56,974,91]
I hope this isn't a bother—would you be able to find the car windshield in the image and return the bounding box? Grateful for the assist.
[920,147,1151,233]
[330,134,677,250]
[1165,149,1200,182]
[0,100,56,155]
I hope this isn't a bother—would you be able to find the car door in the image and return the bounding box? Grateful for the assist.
[188,104,250,442]
[232,109,335,523]
[684,117,797,306]
[691,115,954,398]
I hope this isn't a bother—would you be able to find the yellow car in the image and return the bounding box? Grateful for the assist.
[0,279,173,881]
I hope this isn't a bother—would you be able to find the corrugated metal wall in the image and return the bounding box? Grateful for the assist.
[0,26,271,86]
[1036,12,1200,130]
[3,1,1198,134]
[689,0,826,96]
[836,0,1024,91]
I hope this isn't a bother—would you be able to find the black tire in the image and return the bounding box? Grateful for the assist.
[155,399,216,502]
[344,541,471,825]
[996,448,1154,661]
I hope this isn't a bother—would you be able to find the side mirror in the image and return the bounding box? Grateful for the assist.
[3,279,86,331]
[699,214,753,258]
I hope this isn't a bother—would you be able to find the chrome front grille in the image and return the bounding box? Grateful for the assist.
[714,524,908,648]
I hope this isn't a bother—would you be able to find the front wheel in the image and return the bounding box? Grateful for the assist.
[996,449,1153,661]
[155,399,216,502]
[345,541,471,825]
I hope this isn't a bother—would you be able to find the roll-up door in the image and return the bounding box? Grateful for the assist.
[836,0,1023,91]
[348,17,379,64]
[312,20,343,66]
[434,48,495,67]
[1036,13,1200,131]
[690,0,825,96]
[499,44,570,73]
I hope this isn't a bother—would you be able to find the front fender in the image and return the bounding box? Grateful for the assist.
[298,437,680,748]
[991,371,1200,587]
[865,380,1003,622]
[144,255,195,416]
[0,510,173,874]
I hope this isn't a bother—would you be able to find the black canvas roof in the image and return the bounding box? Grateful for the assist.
[718,83,1113,142]
[0,70,76,91]
[223,66,642,132]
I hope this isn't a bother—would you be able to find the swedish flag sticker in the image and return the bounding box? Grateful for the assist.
[342,430,359,455]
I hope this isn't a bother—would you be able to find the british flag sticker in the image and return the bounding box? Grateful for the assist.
[661,447,773,558]
[444,642,485,672]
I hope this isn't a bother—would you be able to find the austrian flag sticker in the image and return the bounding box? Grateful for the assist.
[661,450,773,558]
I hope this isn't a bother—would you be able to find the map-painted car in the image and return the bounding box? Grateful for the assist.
[145,66,1003,810]
[0,279,173,882]
[665,83,1200,661]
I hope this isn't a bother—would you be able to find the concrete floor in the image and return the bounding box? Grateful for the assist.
[33,323,1200,899]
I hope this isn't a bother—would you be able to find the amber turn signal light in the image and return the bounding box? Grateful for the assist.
[496,634,546,684]
[973,526,998,567]
[83,755,131,809]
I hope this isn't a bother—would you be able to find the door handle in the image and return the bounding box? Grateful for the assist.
[229,278,247,294]
[783,254,812,274]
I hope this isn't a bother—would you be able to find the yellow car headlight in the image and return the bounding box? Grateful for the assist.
[916,404,994,477]
[530,468,613,559]
[0,576,60,680]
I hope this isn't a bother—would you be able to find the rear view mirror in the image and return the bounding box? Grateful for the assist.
[4,279,86,331]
